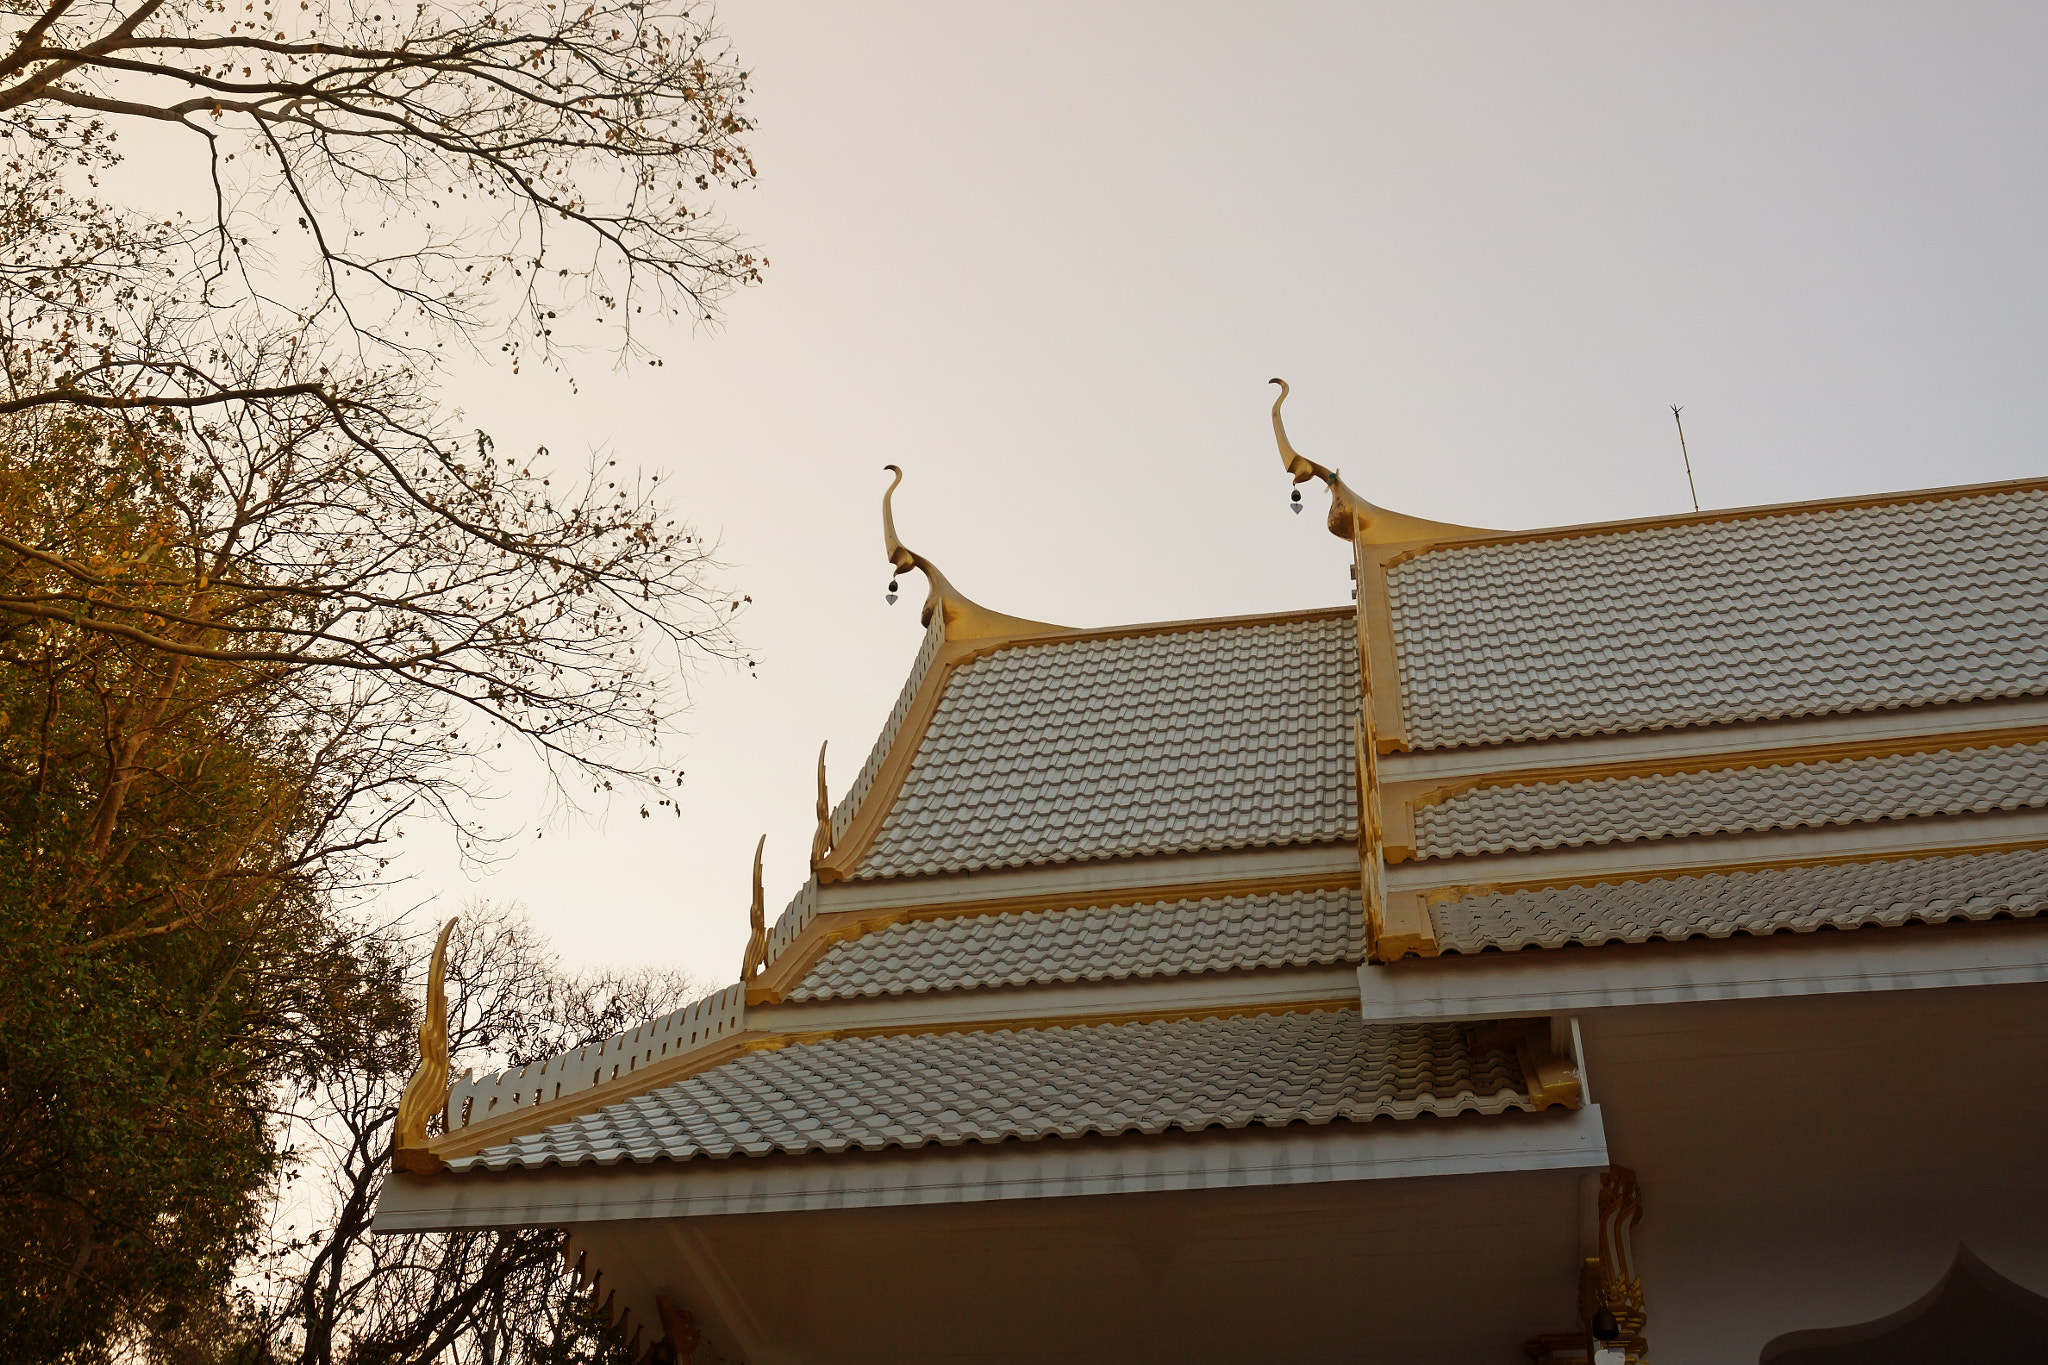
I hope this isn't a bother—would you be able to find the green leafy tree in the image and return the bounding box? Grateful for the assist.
[0,0,763,1347]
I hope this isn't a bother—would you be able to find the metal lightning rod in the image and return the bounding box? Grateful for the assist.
[1670,404,1700,513]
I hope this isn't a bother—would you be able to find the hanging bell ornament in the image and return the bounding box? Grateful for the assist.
[1290,487,1303,515]
[886,578,899,606]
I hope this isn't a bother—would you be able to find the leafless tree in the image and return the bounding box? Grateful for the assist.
[2,0,762,414]
[257,905,704,1365]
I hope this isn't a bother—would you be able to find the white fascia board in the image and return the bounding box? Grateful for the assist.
[372,1107,1608,1231]
[1380,694,2048,785]
[1357,918,2048,1023]
[750,964,1361,1034]
[819,842,1359,915]
[1386,807,2048,894]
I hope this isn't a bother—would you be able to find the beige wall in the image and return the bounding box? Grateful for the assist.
[1581,980,2048,1364]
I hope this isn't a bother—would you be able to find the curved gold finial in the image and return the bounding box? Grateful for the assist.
[393,917,457,1173]
[810,742,833,867]
[878,465,1065,640]
[1268,378,1496,545]
[740,835,769,979]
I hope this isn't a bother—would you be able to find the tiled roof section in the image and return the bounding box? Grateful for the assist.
[1414,742,2048,860]
[451,1010,1533,1170]
[830,614,947,846]
[788,888,1366,1001]
[1386,488,2048,749]
[1428,846,2048,954]
[855,614,1360,879]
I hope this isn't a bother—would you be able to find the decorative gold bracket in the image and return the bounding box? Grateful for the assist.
[393,917,457,1174]
[1581,1166,1648,1362]
[881,465,1064,641]
[740,835,768,979]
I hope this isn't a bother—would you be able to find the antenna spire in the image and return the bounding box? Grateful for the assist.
[1670,405,1700,513]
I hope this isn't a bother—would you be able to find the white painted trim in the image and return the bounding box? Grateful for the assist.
[373,1107,1609,1231]
[1356,918,2048,1022]
[1385,807,2048,894]
[750,964,1363,1034]
[818,841,1359,915]
[1380,694,2048,784]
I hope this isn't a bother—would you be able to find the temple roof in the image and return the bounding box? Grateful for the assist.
[786,888,1365,1001]
[1411,740,2048,860]
[388,426,2048,1262]
[448,1010,1539,1172]
[1425,845,2048,954]
[1384,485,2048,749]
[854,612,1360,879]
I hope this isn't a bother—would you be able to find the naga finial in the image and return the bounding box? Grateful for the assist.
[877,465,1066,641]
[393,917,457,1173]
[1268,378,1497,546]
[810,741,833,868]
[740,835,768,979]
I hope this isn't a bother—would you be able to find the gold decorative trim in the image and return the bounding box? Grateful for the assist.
[812,633,983,883]
[739,836,769,980]
[746,863,1363,1006]
[1269,380,1497,546]
[1476,1019,1584,1111]
[393,918,457,1174]
[810,742,833,868]
[1582,1166,1648,1363]
[1382,726,2048,865]
[1267,379,1460,959]
[882,464,1065,640]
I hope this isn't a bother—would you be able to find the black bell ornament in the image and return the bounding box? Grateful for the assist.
[1290,487,1303,514]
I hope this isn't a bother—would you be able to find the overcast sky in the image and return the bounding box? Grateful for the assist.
[403,2,2048,985]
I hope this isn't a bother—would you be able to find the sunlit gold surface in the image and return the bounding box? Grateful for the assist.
[740,835,769,980]
[880,464,1065,640]
[810,741,833,869]
[392,917,456,1174]
[1581,1166,1648,1362]
[1268,379,1496,545]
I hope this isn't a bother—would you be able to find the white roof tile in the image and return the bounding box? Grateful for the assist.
[856,615,1359,879]
[788,888,1365,1000]
[450,1010,1533,1171]
[1428,846,2048,953]
[830,614,948,846]
[1387,488,2048,749]
[1415,742,2048,859]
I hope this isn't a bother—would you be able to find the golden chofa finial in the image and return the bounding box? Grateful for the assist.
[1268,379,1495,545]
[881,464,1064,641]
[740,835,769,979]
[393,917,457,1174]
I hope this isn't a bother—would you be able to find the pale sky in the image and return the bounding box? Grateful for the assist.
[403,2,2048,985]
